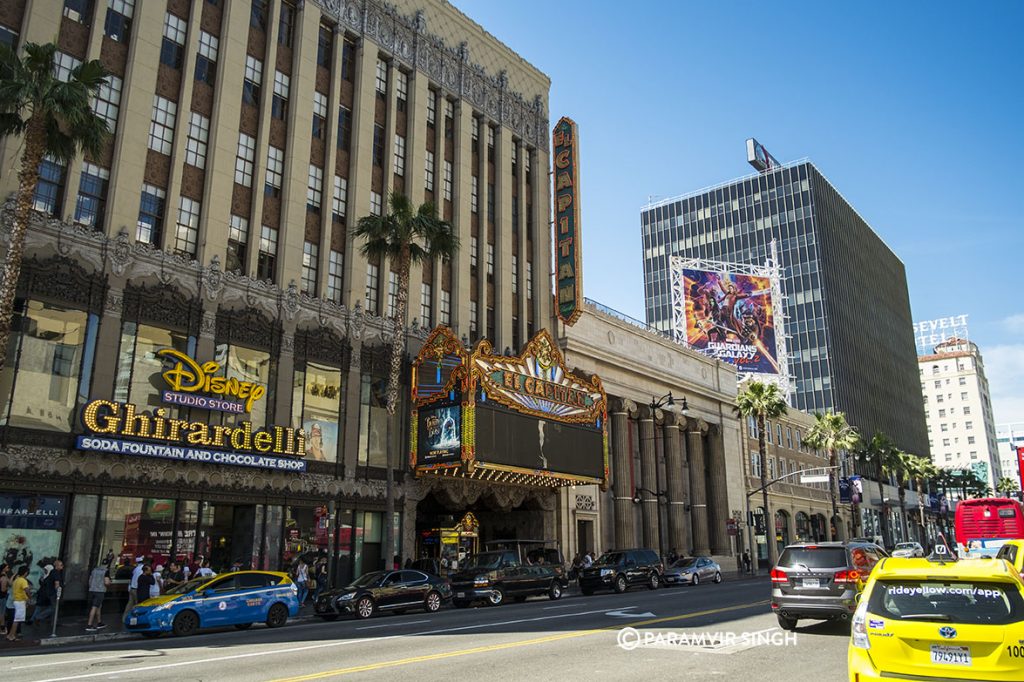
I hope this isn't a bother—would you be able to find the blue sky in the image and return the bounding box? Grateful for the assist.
[452,1,1024,424]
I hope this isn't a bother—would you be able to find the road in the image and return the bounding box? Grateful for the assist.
[3,579,851,681]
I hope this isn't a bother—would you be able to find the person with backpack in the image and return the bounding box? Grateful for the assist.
[86,561,111,632]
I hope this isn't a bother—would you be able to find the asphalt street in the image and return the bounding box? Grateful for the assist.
[2,579,851,681]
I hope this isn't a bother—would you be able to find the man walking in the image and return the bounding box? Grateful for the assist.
[6,565,30,642]
[742,550,752,574]
[86,562,110,631]
[32,559,64,629]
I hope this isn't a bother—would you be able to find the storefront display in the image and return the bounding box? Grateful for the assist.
[0,494,66,591]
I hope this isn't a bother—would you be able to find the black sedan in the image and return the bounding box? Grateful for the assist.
[315,569,452,620]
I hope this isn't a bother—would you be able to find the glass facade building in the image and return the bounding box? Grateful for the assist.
[641,160,928,456]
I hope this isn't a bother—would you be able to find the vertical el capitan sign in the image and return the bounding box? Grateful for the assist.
[553,117,582,326]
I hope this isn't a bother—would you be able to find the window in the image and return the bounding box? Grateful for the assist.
[104,0,134,43]
[487,182,495,222]
[776,424,782,444]
[937,395,944,403]
[195,31,218,86]
[312,92,327,139]
[442,160,453,201]
[301,241,318,295]
[160,13,186,68]
[278,1,295,47]
[426,90,436,126]
[375,59,387,95]
[526,260,533,298]
[370,191,382,216]
[243,56,262,105]
[440,290,450,325]
[250,0,268,30]
[174,196,200,257]
[387,271,398,318]
[424,151,435,191]
[751,452,761,478]
[307,165,323,211]
[444,99,454,139]
[959,377,967,385]
[257,225,277,281]
[470,235,478,270]
[486,243,494,278]
[292,361,343,463]
[941,424,948,432]
[393,134,406,176]
[316,25,332,68]
[968,436,976,444]
[341,38,356,81]
[92,74,122,132]
[265,146,284,197]
[966,421,973,430]
[396,71,408,110]
[32,158,66,216]
[272,71,289,120]
[332,176,347,222]
[337,106,352,150]
[512,254,518,294]
[420,282,432,327]
[471,176,478,213]
[184,112,209,169]
[364,263,379,314]
[226,214,248,272]
[470,301,478,337]
[934,380,941,389]
[235,133,256,186]
[964,406,971,415]
[53,51,81,83]
[358,373,388,467]
[63,0,94,25]
[0,25,16,50]
[74,163,109,230]
[326,251,343,304]
[148,96,176,155]
[487,126,495,161]
[136,184,165,245]
[942,438,950,447]
[938,409,946,418]
[372,124,384,167]
[961,392,969,401]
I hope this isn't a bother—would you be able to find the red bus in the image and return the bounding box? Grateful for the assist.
[954,497,1024,558]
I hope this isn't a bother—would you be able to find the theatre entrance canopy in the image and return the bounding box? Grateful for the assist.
[411,327,608,489]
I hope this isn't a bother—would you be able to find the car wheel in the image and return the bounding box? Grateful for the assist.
[487,588,506,606]
[614,575,628,594]
[234,623,253,630]
[648,573,660,590]
[549,582,563,600]
[581,588,594,596]
[266,603,289,629]
[355,596,375,620]
[172,610,200,637]
[140,631,161,639]
[714,572,722,584]
[692,574,700,586]
[319,614,339,621]
[424,591,442,613]
[777,614,798,631]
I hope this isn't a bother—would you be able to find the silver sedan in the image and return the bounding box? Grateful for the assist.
[662,557,722,586]
[891,542,924,557]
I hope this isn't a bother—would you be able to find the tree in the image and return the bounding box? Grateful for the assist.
[803,411,859,540]
[0,43,109,372]
[891,450,915,544]
[903,454,938,543]
[352,193,457,568]
[855,432,898,547]
[995,477,1020,496]
[734,380,788,567]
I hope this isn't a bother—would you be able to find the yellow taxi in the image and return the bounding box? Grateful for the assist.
[995,540,1024,579]
[849,547,1024,681]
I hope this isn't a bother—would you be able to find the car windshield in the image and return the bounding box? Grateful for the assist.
[672,558,698,568]
[462,553,506,570]
[596,552,624,565]
[348,571,385,588]
[778,547,848,569]
[164,577,208,595]
[895,543,917,550]
[867,580,1024,625]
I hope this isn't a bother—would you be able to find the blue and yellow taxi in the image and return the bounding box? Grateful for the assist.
[849,547,1024,681]
[124,570,300,637]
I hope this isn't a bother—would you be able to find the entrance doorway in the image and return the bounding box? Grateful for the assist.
[576,519,594,556]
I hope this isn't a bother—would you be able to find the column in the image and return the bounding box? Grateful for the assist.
[663,412,687,555]
[687,418,710,555]
[610,398,636,549]
[706,425,731,555]
[637,405,659,551]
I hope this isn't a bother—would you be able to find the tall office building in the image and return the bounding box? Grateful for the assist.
[918,339,1002,488]
[641,149,928,455]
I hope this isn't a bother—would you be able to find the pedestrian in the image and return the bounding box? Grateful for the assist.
[150,565,163,599]
[86,561,111,631]
[0,563,9,635]
[136,565,155,605]
[742,550,751,574]
[33,560,64,628]
[581,552,593,569]
[6,565,31,642]
[196,560,216,578]
[163,562,186,591]
[313,559,328,603]
[404,557,413,569]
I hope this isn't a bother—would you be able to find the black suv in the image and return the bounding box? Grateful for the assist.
[450,549,564,607]
[579,549,664,595]
[771,541,887,630]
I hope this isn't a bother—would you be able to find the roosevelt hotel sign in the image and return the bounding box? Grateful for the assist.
[914,314,969,355]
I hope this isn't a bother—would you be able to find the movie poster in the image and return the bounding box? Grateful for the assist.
[418,403,462,465]
[682,269,779,374]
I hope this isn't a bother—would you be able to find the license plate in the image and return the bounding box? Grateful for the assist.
[930,645,971,666]
[802,578,820,588]
[129,617,137,625]
[456,592,465,598]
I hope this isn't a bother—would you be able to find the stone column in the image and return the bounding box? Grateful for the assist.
[706,425,731,555]
[610,398,637,549]
[637,405,659,552]
[663,412,687,555]
[687,418,710,555]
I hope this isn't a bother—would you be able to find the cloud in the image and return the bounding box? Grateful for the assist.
[982,344,1024,425]
[1001,314,1024,334]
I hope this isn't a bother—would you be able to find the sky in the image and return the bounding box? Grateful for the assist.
[452,0,1024,427]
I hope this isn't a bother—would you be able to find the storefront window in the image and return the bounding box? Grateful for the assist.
[114,322,193,413]
[175,500,199,565]
[335,507,354,586]
[0,299,92,431]
[358,374,388,467]
[283,505,331,567]
[196,502,265,573]
[795,511,811,542]
[291,362,343,462]
[216,343,273,428]
[95,496,176,583]
[0,494,66,593]
[354,510,383,576]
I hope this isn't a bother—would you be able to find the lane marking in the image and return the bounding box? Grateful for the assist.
[269,600,770,681]
[356,619,430,630]
[11,655,146,671]
[542,604,575,610]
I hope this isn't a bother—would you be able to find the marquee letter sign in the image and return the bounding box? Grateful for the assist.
[553,117,582,326]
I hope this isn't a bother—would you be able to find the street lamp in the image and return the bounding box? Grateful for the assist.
[650,392,690,415]
[632,487,670,505]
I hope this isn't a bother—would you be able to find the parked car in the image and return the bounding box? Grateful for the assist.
[450,549,564,607]
[663,557,722,586]
[483,539,569,588]
[124,570,299,637]
[579,548,664,595]
[849,550,1024,681]
[315,569,452,620]
[890,542,925,558]
[771,541,886,630]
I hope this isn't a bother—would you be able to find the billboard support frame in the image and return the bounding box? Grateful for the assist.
[670,240,792,399]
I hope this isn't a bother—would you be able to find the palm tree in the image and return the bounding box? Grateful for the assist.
[903,454,938,543]
[855,432,898,547]
[352,193,457,568]
[0,43,109,372]
[734,380,788,567]
[803,412,859,540]
[891,450,916,543]
[995,477,1020,496]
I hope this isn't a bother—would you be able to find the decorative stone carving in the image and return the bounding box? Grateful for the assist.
[203,256,225,302]
[17,255,107,313]
[104,288,124,316]
[281,280,300,320]
[608,397,637,415]
[109,228,133,276]
[575,494,595,511]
